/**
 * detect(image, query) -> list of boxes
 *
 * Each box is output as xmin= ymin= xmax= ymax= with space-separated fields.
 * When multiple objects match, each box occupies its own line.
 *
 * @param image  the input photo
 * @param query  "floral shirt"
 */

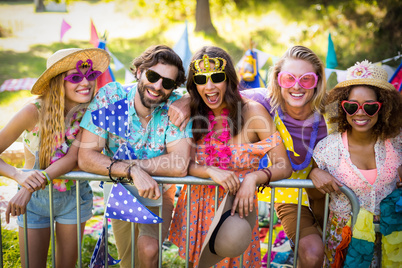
xmin=22 ymin=100 xmax=41 ymax=155
xmin=80 ymin=82 xmax=192 ymax=176
xmin=313 ymin=132 xmax=402 ymax=217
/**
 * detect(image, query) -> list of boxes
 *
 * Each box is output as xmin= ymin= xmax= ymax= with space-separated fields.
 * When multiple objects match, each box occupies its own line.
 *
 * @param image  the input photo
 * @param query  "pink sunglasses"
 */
xmin=278 ymin=71 xmax=318 ymax=89
xmin=64 ymin=59 xmax=102 ymax=84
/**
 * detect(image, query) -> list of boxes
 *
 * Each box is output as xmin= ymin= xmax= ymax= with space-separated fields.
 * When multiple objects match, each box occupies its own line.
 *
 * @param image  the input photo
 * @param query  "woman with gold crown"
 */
xmin=169 ymin=46 xmax=292 ymax=267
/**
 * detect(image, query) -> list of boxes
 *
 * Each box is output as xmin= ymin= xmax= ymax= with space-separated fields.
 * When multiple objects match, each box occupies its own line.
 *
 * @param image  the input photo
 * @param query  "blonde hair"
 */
xmin=38 ymin=73 xmax=66 ymax=169
xmin=267 ymin=45 xmax=326 ymax=114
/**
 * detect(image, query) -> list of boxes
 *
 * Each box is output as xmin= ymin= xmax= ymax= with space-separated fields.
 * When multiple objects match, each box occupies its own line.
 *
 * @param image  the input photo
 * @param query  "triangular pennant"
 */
xmin=105 ymin=183 xmax=163 ymax=224
xmin=90 ymin=19 xmax=99 ymax=47
xmin=125 ymin=69 xmax=136 ymax=84
xmin=91 ymin=98 xmax=129 ymax=138
xmin=112 ymin=142 xmax=137 ymax=160
xmin=90 ymin=225 xmax=120 ymax=267
xmin=60 ymin=19 xmax=71 ymax=42
xmin=326 ymin=33 xmax=338 ymax=69
xmin=110 ymin=52 xmax=125 ymax=71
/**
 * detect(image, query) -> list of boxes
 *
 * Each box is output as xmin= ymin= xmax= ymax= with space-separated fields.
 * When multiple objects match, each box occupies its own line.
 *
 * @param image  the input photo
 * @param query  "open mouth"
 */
xmin=147 ymin=88 xmax=160 ymax=99
xmin=206 ymin=92 xmax=219 ymax=104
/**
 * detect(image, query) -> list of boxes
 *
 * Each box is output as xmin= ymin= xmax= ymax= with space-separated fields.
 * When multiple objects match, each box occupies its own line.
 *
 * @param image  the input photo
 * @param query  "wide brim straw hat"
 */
xmin=198 ymin=193 xmax=256 ymax=268
xmin=333 ymin=60 xmax=395 ymax=91
xmin=31 ymin=48 xmax=110 ymax=95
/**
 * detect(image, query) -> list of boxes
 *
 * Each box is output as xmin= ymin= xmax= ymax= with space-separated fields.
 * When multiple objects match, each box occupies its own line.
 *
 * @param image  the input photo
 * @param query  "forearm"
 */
xmin=0 ymin=158 xmax=23 ymax=182
xmin=43 ymin=153 xmax=79 ymax=181
xmin=188 ymin=160 xmax=212 ymax=179
xmin=135 ymin=152 xmax=189 ymax=177
xmin=78 ymin=149 xmax=128 ymax=177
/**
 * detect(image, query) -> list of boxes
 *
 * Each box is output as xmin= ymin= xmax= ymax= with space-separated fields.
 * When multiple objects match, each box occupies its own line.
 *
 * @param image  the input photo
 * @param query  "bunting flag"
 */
xmin=125 ymin=69 xmax=136 ymax=84
xmin=96 ymin=40 xmax=115 ymax=91
xmin=173 ymin=20 xmax=192 ymax=75
xmin=326 ymin=33 xmax=338 ymax=69
xmin=389 ymin=61 xmax=402 ymax=92
xmin=90 ymin=19 xmax=99 ymax=47
xmin=60 ymin=19 xmax=71 ymax=42
xmin=105 ymin=183 xmax=163 ymax=224
xmin=110 ymin=52 xmax=124 ymax=71
xmin=89 ymin=225 xmax=121 ymax=268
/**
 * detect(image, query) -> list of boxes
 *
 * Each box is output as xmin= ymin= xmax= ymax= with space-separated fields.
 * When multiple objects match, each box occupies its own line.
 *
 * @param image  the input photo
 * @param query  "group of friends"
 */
xmin=0 ymin=43 xmax=401 ymax=268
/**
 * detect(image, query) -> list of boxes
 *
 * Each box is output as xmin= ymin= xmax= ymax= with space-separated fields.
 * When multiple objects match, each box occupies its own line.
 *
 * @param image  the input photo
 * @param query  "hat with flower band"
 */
xmin=335 ymin=60 xmax=395 ymax=90
xmin=334 ymin=60 xmax=395 ymax=91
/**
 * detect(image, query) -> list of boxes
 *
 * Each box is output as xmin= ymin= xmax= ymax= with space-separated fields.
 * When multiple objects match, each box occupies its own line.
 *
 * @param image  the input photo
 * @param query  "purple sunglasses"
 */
xmin=64 ymin=59 xmax=102 ymax=84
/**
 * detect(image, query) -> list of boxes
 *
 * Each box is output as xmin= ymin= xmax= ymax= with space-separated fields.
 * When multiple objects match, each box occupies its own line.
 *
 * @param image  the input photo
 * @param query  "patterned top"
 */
xmin=169 ymin=131 xmax=283 ymax=268
xmin=80 ymin=82 xmax=192 ymax=170
xmin=196 ymin=131 xmax=283 ymax=179
xmin=313 ymin=132 xmax=402 ymax=216
xmin=241 ymin=87 xmax=328 ymax=205
xmin=22 ymin=100 xmax=41 ymax=155
xmin=22 ymin=99 xmax=86 ymax=191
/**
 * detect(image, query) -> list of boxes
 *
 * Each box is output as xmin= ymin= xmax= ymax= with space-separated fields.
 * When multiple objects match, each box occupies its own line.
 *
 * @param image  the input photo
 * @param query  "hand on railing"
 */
xmin=206 ymin=166 xmax=240 ymax=195
xmin=309 ymin=168 xmax=343 ymax=195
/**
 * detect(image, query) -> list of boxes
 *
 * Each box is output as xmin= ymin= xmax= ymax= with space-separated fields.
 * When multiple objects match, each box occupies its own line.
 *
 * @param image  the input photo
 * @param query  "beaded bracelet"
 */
xmin=258 ymin=168 xmax=272 ymax=193
xmin=107 ymin=158 xmax=123 ymax=183
xmin=125 ymin=161 xmax=136 ymax=183
xmin=41 ymin=171 xmax=51 ymax=184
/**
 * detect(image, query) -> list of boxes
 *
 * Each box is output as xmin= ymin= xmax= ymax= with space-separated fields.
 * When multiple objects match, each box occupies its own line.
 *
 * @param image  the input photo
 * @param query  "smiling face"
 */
xmin=280 ymin=59 xmax=316 ymax=114
xmin=136 ymin=62 xmax=178 ymax=109
xmin=64 ymin=66 xmax=95 ymax=111
xmin=346 ymin=86 xmax=379 ymax=134
xmin=195 ymin=61 xmax=227 ymax=112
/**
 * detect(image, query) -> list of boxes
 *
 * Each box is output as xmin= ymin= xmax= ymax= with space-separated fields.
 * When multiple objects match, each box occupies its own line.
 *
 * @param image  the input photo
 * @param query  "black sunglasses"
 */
xmin=145 ymin=69 xmax=176 ymax=90
xmin=193 ymin=72 xmax=226 ymax=85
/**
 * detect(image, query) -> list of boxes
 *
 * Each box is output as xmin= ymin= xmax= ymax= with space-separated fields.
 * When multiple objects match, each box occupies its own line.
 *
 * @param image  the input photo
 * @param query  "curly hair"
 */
xmin=187 ymin=46 xmax=245 ymax=141
xmin=38 ymin=72 xmax=94 ymax=168
xmin=267 ymin=45 xmax=326 ymax=114
xmin=326 ymin=85 xmax=402 ymax=140
xmin=130 ymin=45 xmax=186 ymax=89
xmin=38 ymin=73 xmax=66 ymax=169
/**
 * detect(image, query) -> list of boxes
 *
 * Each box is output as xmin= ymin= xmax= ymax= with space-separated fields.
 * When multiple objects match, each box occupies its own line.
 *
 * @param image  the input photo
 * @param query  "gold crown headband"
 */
xmin=191 ymin=54 xmax=227 ymax=75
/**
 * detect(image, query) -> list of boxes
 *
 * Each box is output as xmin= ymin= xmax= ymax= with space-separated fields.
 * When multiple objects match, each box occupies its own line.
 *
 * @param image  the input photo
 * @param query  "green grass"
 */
xmin=0 ymin=226 xmax=186 ymax=267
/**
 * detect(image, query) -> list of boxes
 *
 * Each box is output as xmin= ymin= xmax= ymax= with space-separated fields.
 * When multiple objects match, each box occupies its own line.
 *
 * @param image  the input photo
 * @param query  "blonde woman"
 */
xmin=0 ymin=48 xmax=109 ymax=267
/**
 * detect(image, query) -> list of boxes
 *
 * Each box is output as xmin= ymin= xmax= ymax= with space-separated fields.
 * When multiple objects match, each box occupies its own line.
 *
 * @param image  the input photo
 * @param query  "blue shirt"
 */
xmin=80 ymin=82 xmax=192 ymax=160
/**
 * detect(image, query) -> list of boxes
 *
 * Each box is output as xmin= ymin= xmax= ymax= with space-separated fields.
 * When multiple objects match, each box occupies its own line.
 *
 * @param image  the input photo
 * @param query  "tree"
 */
xmin=34 ymin=0 xmax=45 ymax=12
xmin=194 ymin=0 xmax=217 ymax=34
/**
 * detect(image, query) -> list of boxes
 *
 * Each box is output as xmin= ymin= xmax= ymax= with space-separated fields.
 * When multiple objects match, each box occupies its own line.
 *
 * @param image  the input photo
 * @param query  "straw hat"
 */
xmin=198 ymin=193 xmax=256 ymax=268
xmin=334 ymin=60 xmax=395 ymax=91
xmin=31 ymin=48 xmax=110 ymax=95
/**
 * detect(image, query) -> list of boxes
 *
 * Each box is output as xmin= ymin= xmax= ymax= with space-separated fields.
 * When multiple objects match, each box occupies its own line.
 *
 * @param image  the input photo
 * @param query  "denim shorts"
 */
xmin=17 ymin=181 xmax=93 ymax=229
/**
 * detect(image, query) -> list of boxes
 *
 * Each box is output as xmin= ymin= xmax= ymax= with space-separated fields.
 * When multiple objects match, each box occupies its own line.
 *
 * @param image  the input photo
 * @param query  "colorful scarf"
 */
xmin=334 ymin=189 xmax=402 ymax=267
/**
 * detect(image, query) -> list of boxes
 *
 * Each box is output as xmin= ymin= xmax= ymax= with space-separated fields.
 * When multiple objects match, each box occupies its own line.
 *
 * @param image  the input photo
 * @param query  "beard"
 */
xmin=137 ymin=79 xmax=170 ymax=109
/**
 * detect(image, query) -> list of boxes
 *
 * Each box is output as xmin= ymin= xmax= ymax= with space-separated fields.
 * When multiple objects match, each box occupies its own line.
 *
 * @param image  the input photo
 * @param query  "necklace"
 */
xmin=205 ymin=108 xmax=232 ymax=169
xmin=278 ymin=107 xmax=320 ymax=171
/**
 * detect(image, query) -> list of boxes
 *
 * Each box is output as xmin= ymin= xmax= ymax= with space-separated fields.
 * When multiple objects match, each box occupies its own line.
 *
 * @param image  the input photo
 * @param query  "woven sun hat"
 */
xmin=31 ymin=48 xmax=110 ymax=95
xmin=334 ymin=60 xmax=395 ymax=91
xmin=198 ymin=193 xmax=256 ymax=268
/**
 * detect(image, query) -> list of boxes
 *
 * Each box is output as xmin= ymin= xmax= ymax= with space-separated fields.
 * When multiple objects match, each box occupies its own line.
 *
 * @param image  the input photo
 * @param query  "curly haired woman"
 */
xmin=0 ymin=48 xmax=109 ymax=267
xmin=310 ymin=60 xmax=402 ymax=267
